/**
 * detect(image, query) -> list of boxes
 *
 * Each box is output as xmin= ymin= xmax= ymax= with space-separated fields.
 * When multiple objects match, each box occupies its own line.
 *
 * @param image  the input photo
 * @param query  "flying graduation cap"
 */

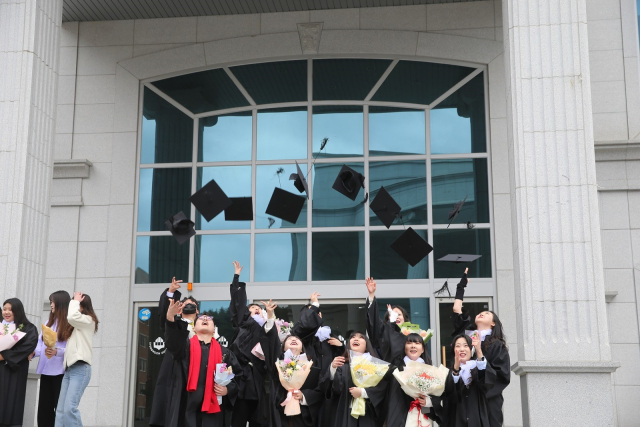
xmin=434 ymin=253 xmax=482 ymax=297
xmin=370 ymin=186 xmax=401 ymax=229
xmin=190 ymin=179 xmax=232 ymax=222
xmin=165 ymin=211 xmax=196 ymax=245
xmin=224 ymin=197 xmax=253 ymax=221
xmin=265 ymin=187 xmax=306 ymax=224
xmin=447 ymin=196 xmax=467 ymax=228
xmin=390 ymin=227 xmax=433 ymax=267
xmin=289 ymin=161 xmax=309 ymax=199
xmin=332 ymin=165 xmax=368 ymax=202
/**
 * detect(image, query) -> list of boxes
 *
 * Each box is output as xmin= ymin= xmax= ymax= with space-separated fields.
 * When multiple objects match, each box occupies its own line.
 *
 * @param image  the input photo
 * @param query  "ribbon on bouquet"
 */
xmin=406 ymin=399 xmax=431 ymax=427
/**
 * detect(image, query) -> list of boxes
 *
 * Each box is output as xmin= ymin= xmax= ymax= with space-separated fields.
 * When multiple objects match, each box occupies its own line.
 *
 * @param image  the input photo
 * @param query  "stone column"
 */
xmin=502 ymin=0 xmax=619 ymax=425
xmin=0 ymin=0 xmax=63 ymax=320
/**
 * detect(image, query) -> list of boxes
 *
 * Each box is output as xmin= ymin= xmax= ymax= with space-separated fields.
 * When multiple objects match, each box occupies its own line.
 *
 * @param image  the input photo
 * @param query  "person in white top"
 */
xmin=54 ymin=292 xmax=99 ymax=427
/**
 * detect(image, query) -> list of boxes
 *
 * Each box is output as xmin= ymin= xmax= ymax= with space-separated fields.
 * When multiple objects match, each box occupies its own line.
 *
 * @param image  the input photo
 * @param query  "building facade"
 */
xmin=1 ymin=0 xmax=639 ymax=425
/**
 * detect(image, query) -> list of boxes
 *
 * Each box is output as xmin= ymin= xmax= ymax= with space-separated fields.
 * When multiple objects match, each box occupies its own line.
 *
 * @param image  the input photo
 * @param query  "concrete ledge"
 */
xmin=53 ymin=159 xmax=93 ymax=179
xmin=512 ymin=361 xmax=620 ymax=376
xmin=605 ymin=290 xmax=618 ymax=302
xmin=594 ymin=141 xmax=640 ymax=162
xmin=51 ymin=195 xmax=84 ymax=207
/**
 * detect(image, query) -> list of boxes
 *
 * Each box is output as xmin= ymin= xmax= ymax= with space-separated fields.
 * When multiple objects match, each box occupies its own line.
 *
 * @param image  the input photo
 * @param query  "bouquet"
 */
xmin=42 ymin=324 xmax=57 ymax=358
xmin=399 ymin=322 xmax=434 ymax=343
xmin=275 ymin=351 xmax=313 ymax=416
xmin=392 ymin=361 xmax=449 ymax=427
xmin=275 ymin=319 xmax=293 ymax=343
xmin=214 ymin=363 xmax=235 ymax=405
xmin=0 ymin=323 xmax=26 ymax=352
xmin=349 ymin=351 xmax=390 ymax=419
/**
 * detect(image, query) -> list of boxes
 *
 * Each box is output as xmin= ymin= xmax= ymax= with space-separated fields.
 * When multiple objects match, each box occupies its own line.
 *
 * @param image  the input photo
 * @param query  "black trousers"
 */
xmin=38 ymin=373 xmax=64 ymax=427
xmin=231 ymin=399 xmax=265 ymax=427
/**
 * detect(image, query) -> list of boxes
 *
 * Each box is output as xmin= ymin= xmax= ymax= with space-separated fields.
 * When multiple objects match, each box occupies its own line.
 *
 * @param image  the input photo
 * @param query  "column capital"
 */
xmin=512 ymin=360 xmax=620 ymax=376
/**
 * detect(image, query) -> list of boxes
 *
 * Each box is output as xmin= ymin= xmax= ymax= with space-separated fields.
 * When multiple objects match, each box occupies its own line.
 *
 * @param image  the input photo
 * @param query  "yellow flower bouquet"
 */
xmin=349 ymin=351 xmax=390 ymax=419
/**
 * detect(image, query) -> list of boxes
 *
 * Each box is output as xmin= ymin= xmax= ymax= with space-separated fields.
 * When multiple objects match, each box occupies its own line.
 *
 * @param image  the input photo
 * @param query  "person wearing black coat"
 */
xmin=451 ymin=269 xmax=510 ymax=427
xmin=228 ymin=261 xmax=269 ymax=427
xmin=164 ymin=299 xmax=243 ymax=427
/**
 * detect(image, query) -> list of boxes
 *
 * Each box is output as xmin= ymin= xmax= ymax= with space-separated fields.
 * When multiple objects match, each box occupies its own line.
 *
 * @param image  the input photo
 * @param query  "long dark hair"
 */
xmin=79 ymin=294 xmax=99 ymax=333
xmin=404 ymin=332 xmax=432 ymax=365
xmin=3 ymin=298 xmax=32 ymax=328
xmin=383 ymin=305 xmax=410 ymax=324
xmin=342 ymin=331 xmax=378 ymax=361
xmin=48 ymin=291 xmax=73 ymax=342
xmin=484 ymin=311 xmax=507 ymax=350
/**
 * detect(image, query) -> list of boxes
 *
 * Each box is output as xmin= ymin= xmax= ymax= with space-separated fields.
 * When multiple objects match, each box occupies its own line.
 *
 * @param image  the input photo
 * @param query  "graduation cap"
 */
xmin=370 ymin=186 xmax=402 ymax=229
xmin=332 ymin=165 xmax=368 ymax=202
xmin=224 ymin=197 xmax=253 ymax=221
xmin=190 ymin=179 xmax=232 ymax=222
xmin=434 ymin=253 xmax=482 ymax=297
xmin=265 ymin=187 xmax=306 ymax=224
xmin=447 ymin=196 xmax=467 ymax=228
xmin=165 ymin=211 xmax=196 ymax=245
xmin=289 ymin=161 xmax=309 ymax=199
xmin=390 ymin=227 xmax=433 ymax=267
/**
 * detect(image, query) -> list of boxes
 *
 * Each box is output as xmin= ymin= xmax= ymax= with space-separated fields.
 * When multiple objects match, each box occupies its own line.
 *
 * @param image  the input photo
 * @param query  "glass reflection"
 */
xmin=312 ymin=106 xmax=363 ymax=156
xmin=194 ymin=235 xmax=250 ymax=283
xmin=137 ymin=168 xmax=191 ymax=232
xmin=199 ymin=113 xmax=252 ymax=162
xmin=376 ymin=298 xmax=430 ymax=335
xmin=312 ymin=163 xmax=364 ymax=227
xmin=432 ymin=229 xmax=491 ymax=278
xmin=369 ymin=161 xmax=427 ymax=226
xmin=431 ymin=73 xmax=486 ymax=154
xmin=141 ymin=87 xmax=193 ymax=164
xmin=369 ymin=107 xmax=425 ymax=156
xmin=431 ymin=159 xmax=489 ymax=225
xmin=196 ymin=166 xmax=252 ymax=230
xmin=255 ymin=233 xmax=307 ymax=281
xmin=136 ymin=236 xmax=189 ymax=284
xmin=256 ymin=164 xmax=307 ymax=229
xmin=312 ymin=232 xmax=364 ymax=280
xmin=257 ymin=108 xmax=307 ymax=160
xmin=370 ymin=230 xmax=429 ymax=280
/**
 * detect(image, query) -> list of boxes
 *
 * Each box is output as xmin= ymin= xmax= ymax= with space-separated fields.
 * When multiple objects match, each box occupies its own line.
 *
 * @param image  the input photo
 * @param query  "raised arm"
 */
xmin=159 ymin=277 xmax=183 ymax=330
xmin=291 ymin=292 xmax=324 ymax=341
xmin=365 ymin=278 xmax=383 ymax=351
xmin=229 ymin=261 xmax=248 ymax=328
xmin=165 ymin=299 xmax=189 ymax=360
xmin=452 ymin=268 xmax=469 ymax=314
xmin=67 ymin=295 xmax=94 ymax=328
xmin=260 ymin=299 xmax=281 ymax=378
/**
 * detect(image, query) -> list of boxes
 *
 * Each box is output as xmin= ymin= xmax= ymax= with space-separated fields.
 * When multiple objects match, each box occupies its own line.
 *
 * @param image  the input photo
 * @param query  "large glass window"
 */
xmin=135 ymin=59 xmax=492 ymax=288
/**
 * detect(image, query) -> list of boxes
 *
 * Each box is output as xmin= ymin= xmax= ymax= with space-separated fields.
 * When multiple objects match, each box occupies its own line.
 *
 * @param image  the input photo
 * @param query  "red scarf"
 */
xmin=187 ymin=335 xmax=222 ymax=414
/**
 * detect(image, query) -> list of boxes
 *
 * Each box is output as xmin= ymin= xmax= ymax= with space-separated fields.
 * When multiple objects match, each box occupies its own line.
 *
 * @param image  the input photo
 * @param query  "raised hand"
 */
xmin=233 ymin=261 xmax=243 ymax=276
xmin=454 ymin=351 xmax=461 ymax=371
xmin=260 ymin=299 xmax=278 ymax=319
xmin=310 ymin=292 xmax=320 ymax=304
xmin=166 ymin=299 xmax=183 ymax=321
xmin=169 ymin=277 xmax=183 ymax=293
xmin=464 ymin=267 xmax=469 ymax=275
xmin=472 ymin=335 xmax=483 ymax=358
xmin=331 ymin=356 xmax=345 ymax=369
xmin=365 ymin=277 xmax=376 ymax=299
xmin=73 ymin=292 xmax=84 ymax=302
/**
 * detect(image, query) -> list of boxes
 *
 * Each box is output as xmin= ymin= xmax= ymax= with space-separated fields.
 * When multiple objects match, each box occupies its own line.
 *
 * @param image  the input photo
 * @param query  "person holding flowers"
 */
xmin=451 ymin=268 xmax=510 ymax=427
xmin=0 ymin=297 xmax=38 ymax=427
xmin=34 ymin=291 xmax=73 ymax=427
xmin=261 ymin=299 xmax=324 ymax=427
xmin=164 ymin=299 xmax=243 ymax=427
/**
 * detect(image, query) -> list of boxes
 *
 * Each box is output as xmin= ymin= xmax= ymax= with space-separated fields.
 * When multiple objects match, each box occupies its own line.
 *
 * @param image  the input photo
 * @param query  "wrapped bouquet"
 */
xmin=251 ymin=342 xmax=265 ymax=361
xmin=349 ymin=351 xmax=390 ymax=419
xmin=392 ymin=361 xmax=449 ymax=427
xmin=276 ymin=319 xmax=294 ymax=343
xmin=0 ymin=323 xmax=26 ymax=352
xmin=214 ymin=363 xmax=235 ymax=405
xmin=276 ymin=350 xmax=313 ymax=416
xmin=399 ymin=322 xmax=434 ymax=343
xmin=42 ymin=324 xmax=57 ymax=358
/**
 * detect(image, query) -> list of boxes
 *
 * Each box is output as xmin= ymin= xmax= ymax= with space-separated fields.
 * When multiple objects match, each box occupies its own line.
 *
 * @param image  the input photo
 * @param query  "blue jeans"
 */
xmin=54 ymin=362 xmax=91 ymax=427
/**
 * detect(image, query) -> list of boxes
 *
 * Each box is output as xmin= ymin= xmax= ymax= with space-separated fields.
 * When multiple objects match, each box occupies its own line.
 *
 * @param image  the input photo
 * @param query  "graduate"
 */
xmin=451 ymin=269 xmax=510 ymax=427
xmin=260 ymin=299 xmax=325 ymax=427
xmin=0 ymin=298 xmax=38 ymax=427
xmin=442 ymin=334 xmax=493 ymax=427
xmin=365 ymin=277 xmax=411 ymax=363
xmin=164 ymin=299 xmax=243 ymax=427
xmin=228 ymin=261 xmax=269 ymax=427
xmin=326 ymin=331 xmax=392 ymax=427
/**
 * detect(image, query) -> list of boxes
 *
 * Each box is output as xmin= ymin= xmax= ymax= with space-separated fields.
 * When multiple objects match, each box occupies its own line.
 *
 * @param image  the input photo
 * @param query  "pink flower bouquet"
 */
xmin=0 ymin=323 xmax=26 ymax=352
xmin=276 ymin=352 xmax=313 ymax=416
xmin=214 ymin=363 xmax=235 ymax=404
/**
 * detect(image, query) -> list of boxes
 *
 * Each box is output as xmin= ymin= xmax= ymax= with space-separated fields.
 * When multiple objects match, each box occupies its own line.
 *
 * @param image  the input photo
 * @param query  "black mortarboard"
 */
xmin=390 ymin=227 xmax=433 ymax=267
xmin=265 ymin=187 xmax=306 ymax=224
xmin=190 ymin=179 xmax=232 ymax=222
xmin=332 ymin=165 xmax=366 ymax=201
xmin=437 ymin=254 xmax=482 ymax=263
xmin=447 ymin=196 xmax=467 ymax=228
xmin=289 ymin=161 xmax=309 ymax=199
xmin=165 ymin=211 xmax=196 ymax=245
xmin=370 ymin=186 xmax=401 ymax=229
xmin=224 ymin=197 xmax=253 ymax=221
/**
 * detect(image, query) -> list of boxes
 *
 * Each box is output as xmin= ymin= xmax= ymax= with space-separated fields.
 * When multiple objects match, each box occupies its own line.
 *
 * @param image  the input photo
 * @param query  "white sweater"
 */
xmin=63 ymin=300 xmax=95 ymax=369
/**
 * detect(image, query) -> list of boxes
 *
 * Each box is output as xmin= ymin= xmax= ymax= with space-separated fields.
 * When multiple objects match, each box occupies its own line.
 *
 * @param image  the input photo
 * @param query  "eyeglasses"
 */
xmin=197 ymin=315 xmax=213 ymax=321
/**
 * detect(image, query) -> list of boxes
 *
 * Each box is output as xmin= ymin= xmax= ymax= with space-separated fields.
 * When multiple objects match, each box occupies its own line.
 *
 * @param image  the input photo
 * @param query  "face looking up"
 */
xmin=350 ymin=333 xmax=366 ymax=353
xmin=475 ymin=311 xmax=495 ymax=330
xmin=393 ymin=308 xmax=405 ymax=324
xmin=249 ymin=304 xmax=263 ymax=316
xmin=284 ymin=336 xmax=303 ymax=354
xmin=194 ymin=315 xmax=215 ymax=335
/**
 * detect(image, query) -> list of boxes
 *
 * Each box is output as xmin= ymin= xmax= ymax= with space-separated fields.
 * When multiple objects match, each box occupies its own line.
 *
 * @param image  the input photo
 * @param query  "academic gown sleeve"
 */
xmin=221 ymin=348 xmax=243 ymax=406
xmin=292 ymin=305 xmax=324 ymax=342
xmin=229 ymin=274 xmax=249 ymax=329
xmin=366 ymin=297 xmax=406 ymax=363
xmin=159 ymin=288 xmax=182 ymax=331
xmin=482 ymin=343 xmax=510 ymax=400
xmin=165 ymin=320 xmax=190 ymax=361
xmin=0 ymin=324 xmax=37 ymax=370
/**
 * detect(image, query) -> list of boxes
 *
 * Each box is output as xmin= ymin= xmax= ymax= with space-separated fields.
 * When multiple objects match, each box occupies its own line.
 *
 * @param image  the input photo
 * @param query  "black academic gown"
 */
xmin=262 ymin=323 xmax=324 ymax=427
xmin=451 ymin=312 xmax=510 ymax=427
xmin=228 ymin=275 xmax=269 ymax=425
xmin=150 ymin=288 xmax=183 ymax=427
xmin=327 ymin=362 xmax=391 ymax=427
xmin=441 ymin=365 xmax=493 ymax=427
xmin=0 ymin=323 xmax=38 ymax=426
xmin=164 ymin=319 xmax=242 ymax=427
xmin=366 ymin=297 xmax=406 ymax=364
